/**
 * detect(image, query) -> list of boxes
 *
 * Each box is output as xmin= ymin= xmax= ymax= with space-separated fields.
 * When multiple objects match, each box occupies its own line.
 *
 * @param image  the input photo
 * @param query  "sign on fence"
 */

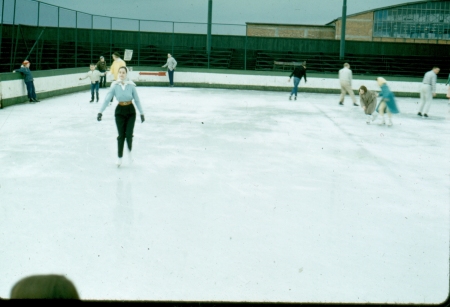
xmin=124 ymin=49 xmax=133 ymax=61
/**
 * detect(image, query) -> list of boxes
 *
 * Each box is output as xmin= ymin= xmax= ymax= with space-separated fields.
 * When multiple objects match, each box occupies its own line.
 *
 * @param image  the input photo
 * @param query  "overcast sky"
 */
xmin=32 ymin=0 xmax=416 ymax=25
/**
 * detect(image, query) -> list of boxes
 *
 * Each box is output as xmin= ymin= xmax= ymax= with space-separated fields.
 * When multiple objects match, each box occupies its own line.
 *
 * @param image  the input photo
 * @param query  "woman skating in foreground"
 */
xmin=97 ymin=66 xmax=145 ymax=166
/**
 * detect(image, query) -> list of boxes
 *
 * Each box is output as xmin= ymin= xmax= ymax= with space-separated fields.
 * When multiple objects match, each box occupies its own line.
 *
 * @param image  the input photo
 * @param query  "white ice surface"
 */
xmin=0 ymin=87 xmax=449 ymax=303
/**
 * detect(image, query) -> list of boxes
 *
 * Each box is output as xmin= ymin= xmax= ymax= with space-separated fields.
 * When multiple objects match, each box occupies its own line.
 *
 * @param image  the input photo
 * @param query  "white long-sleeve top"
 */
xmin=422 ymin=70 xmax=438 ymax=93
xmin=339 ymin=67 xmax=353 ymax=85
xmin=162 ymin=57 xmax=177 ymax=70
xmin=80 ymin=70 xmax=105 ymax=83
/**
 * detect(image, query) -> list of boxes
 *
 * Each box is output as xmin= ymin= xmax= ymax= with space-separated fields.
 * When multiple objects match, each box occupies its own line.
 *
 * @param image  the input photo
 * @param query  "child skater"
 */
xmin=97 ymin=66 xmax=145 ymax=167
xmin=358 ymin=85 xmax=377 ymax=124
xmin=79 ymin=64 xmax=105 ymax=102
xmin=374 ymin=77 xmax=399 ymax=126
xmin=13 ymin=60 xmax=40 ymax=103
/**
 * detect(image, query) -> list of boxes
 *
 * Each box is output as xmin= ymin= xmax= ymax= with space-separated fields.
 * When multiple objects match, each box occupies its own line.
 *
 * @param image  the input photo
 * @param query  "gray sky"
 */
xmin=33 ymin=0 xmax=415 ymax=25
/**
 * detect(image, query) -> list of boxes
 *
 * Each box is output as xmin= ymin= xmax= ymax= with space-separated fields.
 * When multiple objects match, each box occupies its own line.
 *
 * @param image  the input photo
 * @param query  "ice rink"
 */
xmin=0 ymin=86 xmax=449 ymax=303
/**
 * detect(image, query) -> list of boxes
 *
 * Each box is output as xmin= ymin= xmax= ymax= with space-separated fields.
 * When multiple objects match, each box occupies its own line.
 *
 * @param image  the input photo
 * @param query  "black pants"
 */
xmin=115 ymin=104 xmax=136 ymax=158
xmin=99 ymin=70 xmax=106 ymax=88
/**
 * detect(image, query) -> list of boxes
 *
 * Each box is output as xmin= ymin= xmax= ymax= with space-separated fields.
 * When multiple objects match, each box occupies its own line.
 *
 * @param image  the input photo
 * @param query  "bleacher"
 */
xmin=257 ymin=50 xmax=449 ymax=78
xmin=2 ymin=36 xmax=449 ymax=77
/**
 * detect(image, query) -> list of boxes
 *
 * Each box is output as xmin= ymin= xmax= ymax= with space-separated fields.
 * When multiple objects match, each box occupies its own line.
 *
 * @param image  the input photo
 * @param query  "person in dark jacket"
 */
xmin=13 ymin=60 xmax=40 ymax=103
xmin=288 ymin=61 xmax=307 ymax=100
xmin=96 ymin=56 xmax=108 ymax=88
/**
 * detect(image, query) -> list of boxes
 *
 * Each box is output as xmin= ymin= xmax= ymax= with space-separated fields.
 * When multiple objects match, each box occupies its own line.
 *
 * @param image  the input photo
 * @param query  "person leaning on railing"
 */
xmin=12 ymin=60 xmax=40 ymax=103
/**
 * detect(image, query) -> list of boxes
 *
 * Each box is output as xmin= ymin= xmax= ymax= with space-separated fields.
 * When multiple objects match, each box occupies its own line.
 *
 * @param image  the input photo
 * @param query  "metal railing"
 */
xmin=1 ymin=0 xmax=448 ymax=78
xmin=0 ymin=0 xmax=247 ymax=71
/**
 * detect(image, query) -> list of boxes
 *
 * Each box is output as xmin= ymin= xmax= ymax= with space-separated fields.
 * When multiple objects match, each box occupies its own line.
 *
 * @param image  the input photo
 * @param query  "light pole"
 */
xmin=339 ymin=0 xmax=347 ymax=60
xmin=207 ymin=0 xmax=212 ymax=68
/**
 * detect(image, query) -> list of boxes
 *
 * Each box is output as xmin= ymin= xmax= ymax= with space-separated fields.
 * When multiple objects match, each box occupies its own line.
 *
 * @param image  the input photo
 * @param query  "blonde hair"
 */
xmin=376 ymin=77 xmax=387 ymax=86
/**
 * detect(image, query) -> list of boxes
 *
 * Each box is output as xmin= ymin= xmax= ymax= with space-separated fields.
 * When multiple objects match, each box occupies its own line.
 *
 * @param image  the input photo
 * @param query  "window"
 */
xmin=373 ymin=1 xmax=450 ymax=39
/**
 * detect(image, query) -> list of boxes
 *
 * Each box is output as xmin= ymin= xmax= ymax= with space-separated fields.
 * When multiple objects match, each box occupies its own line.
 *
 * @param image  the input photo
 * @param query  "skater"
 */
xmin=374 ymin=77 xmax=399 ymax=126
xmin=446 ymin=72 xmax=450 ymax=100
xmin=338 ymin=63 xmax=358 ymax=106
xmin=12 ymin=60 xmax=40 ymax=103
xmin=359 ymin=85 xmax=377 ymax=124
xmin=109 ymin=52 xmax=126 ymax=103
xmin=288 ymin=61 xmax=307 ymax=101
xmin=96 ymin=56 xmax=107 ymax=88
xmin=79 ymin=64 xmax=105 ymax=102
xmin=97 ymin=66 xmax=145 ymax=167
xmin=418 ymin=66 xmax=439 ymax=117
xmin=109 ymin=52 xmax=126 ymax=82
xmin=162 ymin=53 xmax=177 ymax=87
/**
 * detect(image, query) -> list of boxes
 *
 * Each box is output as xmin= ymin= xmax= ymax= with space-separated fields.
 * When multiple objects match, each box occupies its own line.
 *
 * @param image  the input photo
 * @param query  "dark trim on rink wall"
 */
xmin=0 ymin=67 xmax=446 ymax=109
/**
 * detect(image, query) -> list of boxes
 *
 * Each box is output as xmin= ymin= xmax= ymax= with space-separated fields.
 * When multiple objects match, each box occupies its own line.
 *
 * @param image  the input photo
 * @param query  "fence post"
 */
xmin=37 ymin=1 xmax=40 ymax=69
xmin=171 ymin=22 xmax=174 ymax=55
xmin=91 ymin=14 xmax=93 ymax=64
xmin=75 ymin=11 xmax=78 ymax=67
xmin=109 ymin=18 xmax=112 ymax=61
xmin=9 ymin=0 xmax=16 ymax=71
xmin=0 ymin=0 xmax=5 ymax=62
xmin=207 ymin=0 xmax=212 ymax=69
xmin=244 ymin=24 xmax=247 ymax=71
xmin=37 ymin=1 xmax=40 ymax=27
xmin=57 ymin=7 xmax=59 ymax=69
xmin=138 ymin=20 xmax=140 ymax=66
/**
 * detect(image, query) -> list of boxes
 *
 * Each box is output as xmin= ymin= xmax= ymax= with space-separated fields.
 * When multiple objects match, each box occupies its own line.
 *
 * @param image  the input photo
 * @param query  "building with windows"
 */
xmin=247 ymin=0 xmax=450 ymax=44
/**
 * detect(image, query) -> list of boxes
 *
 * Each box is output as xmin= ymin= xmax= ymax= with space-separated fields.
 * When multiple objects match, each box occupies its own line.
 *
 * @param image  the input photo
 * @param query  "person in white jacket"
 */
xmin=79 ymin=64 xmax=105 ymax=102
xmin=162 ymin=53 xmax=177 ymax=87
xmin=338 ymin=63 xmax=358 ymax=106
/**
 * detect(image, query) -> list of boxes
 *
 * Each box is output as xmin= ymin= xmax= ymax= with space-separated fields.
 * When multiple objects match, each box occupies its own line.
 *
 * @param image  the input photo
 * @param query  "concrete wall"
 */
xmin=334 ymin=12 xmax=374 ymax=41
xmin=247 ymin=24 xmax=335 ymax=40
xmin=1 ymin=68 xmax=447 ymax=108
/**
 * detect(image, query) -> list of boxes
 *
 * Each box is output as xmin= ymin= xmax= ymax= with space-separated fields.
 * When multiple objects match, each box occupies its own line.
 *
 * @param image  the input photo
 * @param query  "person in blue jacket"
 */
xmin=374 ymin=77 xmax=399 ymax=126
xmin=13 ymin=60 xmax=40 ymax=103
xmin=97 ymin=66 xmax=145 ymax=167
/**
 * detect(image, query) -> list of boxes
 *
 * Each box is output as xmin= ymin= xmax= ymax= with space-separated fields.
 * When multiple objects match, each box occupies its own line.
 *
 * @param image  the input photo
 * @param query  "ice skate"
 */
xmin=366 ymin=115 xmax=371 ymax=124
xmin=116 ymin=158 xmax=122 ymax=167
xmin=386 ymin=117 xmax=393 ymax=126
xmin=294 ymin=96 xmax=297 ymax=101
xmin=339 ymin=102 xmax=344 ymax=105
xmin=417 ymin=112 xmax=422 ymax=117
xmin=424 ymin=113 xmax=428 ymax=118
xmin=289 ymin=95 xmax=292 ymax=101
xmin=376 ymin=115 xmax=385 ymax=125
xmin=371 ymin=113 xmax=378 ymax=122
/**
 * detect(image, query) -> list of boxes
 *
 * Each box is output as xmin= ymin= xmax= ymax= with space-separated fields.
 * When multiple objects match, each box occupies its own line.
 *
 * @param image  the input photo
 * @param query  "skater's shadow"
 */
xmin=114 ymin=174 xmax=134 ymax=237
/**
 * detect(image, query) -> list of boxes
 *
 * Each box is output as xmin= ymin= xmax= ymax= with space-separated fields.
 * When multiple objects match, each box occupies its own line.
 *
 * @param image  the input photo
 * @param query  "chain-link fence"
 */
xmin=0 ymin=0 xmax=248 ymax=72
xmin=1 ymin=0 xmax=449 ymax=77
